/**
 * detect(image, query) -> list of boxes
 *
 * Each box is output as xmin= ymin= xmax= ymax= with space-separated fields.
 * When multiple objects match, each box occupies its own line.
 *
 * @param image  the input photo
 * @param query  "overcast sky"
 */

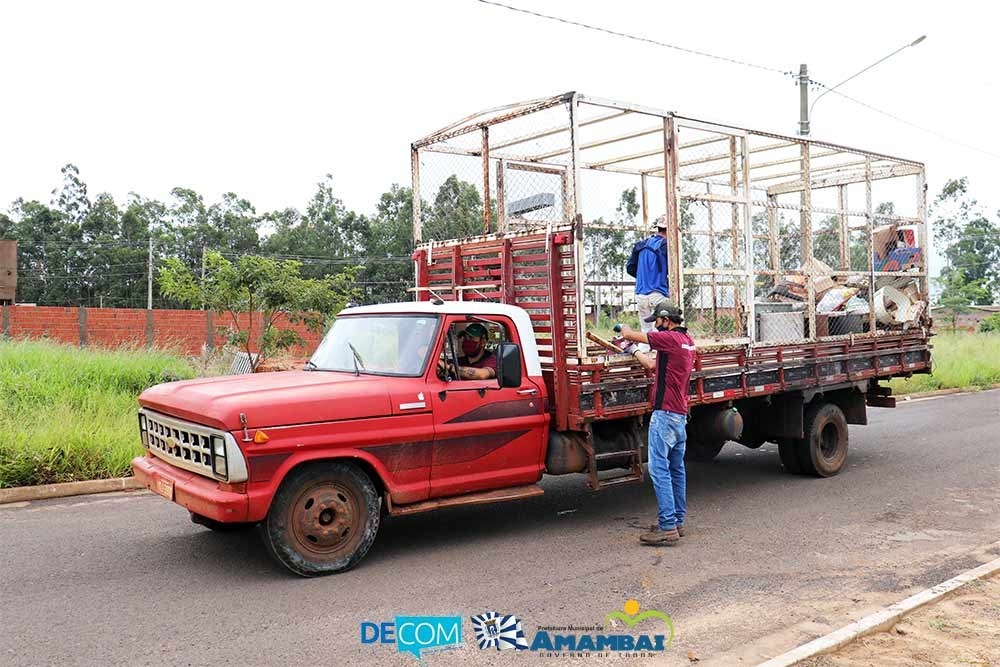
xmin=2 ymin=0 xmax=997 ymax=221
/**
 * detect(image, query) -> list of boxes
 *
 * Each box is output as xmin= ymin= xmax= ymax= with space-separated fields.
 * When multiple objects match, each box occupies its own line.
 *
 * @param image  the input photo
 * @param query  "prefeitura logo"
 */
xmin=471 ymin=612 xmax=529 ymax=651
xmin=528 ymin=600 xmax=675 ymax=657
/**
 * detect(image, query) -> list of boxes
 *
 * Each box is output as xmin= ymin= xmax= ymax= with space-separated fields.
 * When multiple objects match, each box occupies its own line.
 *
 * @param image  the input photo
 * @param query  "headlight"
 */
xmin=211 ymin=436 xmax=227 ymax=479
xmin=213 ymin=455 xmax=228 ymax=478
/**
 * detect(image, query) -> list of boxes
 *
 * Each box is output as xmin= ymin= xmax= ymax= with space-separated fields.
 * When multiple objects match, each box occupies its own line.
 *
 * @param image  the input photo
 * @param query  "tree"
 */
xmin=934 ymin=178 xmax=1000 ymax=305
xmin=3 ymin=198 xmax=80 ymax=304
xmin=422 ymin=175 xmax=484 ymax=241
xmin=936 ymin=269 xmax=991 ymax=333
xmin=584 ymin=188 xmax=641 ymax=321
xmin=157 ymin=251 xmax=360 ymax=371
xmin=364 ymin=184 xmax=419 ymax=304
xmin=52 ymin=164 xmax=91 ymax=225
xmin=262 ymin=176 xmax=370 ymax=286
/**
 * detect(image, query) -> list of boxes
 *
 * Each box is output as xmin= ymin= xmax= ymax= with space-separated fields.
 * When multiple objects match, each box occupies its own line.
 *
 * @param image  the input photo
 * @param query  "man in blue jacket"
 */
xmin=634 ymin=219 xmax=670 ymax=338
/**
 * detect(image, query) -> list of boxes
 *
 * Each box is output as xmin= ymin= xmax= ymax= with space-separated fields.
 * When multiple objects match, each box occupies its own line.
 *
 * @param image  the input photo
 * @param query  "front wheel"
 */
xmin=261 ymin=462 xmax=381 ymax=577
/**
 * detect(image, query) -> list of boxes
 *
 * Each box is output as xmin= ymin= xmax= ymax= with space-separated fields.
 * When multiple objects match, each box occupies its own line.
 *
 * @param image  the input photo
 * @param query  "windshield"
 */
xmin=308 ymin=315 xmax=439 ymax=377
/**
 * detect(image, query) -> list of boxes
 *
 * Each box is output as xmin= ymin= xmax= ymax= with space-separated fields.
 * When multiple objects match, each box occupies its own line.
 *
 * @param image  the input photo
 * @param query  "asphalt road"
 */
xmin=2 ymin=390 xmax=999 ymax=667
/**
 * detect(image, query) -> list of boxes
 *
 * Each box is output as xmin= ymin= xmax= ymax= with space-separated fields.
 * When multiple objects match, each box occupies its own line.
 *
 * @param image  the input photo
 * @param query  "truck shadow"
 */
xmin=365 ymin=444 xmax=803 ymax=566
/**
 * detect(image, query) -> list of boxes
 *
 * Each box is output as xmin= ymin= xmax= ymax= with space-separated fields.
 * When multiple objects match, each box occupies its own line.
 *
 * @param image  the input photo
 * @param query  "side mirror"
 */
xmin=496 ymin=342 xmax=522 ymax=388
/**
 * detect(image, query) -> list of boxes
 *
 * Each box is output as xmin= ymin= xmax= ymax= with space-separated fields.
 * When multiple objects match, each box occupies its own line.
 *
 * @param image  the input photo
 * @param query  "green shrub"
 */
xmin=978 ymin=312 xmax=1000 ymax=333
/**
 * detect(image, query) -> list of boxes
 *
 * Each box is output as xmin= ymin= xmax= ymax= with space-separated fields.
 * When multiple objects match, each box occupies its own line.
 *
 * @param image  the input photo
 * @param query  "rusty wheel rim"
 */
xmin=287 ymin=482 xmax=363 ymax=560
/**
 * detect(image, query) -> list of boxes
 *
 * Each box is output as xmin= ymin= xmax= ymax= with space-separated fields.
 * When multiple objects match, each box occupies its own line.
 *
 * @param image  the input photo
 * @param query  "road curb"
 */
xmin=755 ymin=553 xmax=1000 ymax=667
xmin=898 ymin=384 xmax=1000 ymax=401
xmin=0 ymin=477 xmax=143 ymax=505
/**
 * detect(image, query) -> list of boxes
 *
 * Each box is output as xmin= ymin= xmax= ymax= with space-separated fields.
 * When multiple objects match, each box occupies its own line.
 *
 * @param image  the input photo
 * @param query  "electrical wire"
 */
xmin=811 ymin=83 xmax=1000 ymax=161
xmin=478 ymin=0 xmax=1000 ymax=161
xmin=476 ymin=0 xmax=793 ymax=76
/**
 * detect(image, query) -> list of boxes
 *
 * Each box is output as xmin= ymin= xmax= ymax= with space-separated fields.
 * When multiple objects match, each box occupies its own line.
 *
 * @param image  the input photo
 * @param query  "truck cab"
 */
xmin=133 ymin=301 xmax=550 ymax=576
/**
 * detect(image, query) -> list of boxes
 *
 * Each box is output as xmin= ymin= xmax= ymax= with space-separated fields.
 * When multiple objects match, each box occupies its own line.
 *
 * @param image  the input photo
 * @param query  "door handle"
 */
xmin=517 ymin=388 xmax=538 ymax=396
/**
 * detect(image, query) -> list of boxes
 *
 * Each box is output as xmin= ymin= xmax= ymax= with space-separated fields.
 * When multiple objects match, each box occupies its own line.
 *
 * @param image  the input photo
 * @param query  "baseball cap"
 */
xmin=643 ymin=300 xmax=683 ymax=323
xmin=462 ymin=322 xmax=489 ymax=338
xmin=652 ymin=215 xmax=668 ymax=231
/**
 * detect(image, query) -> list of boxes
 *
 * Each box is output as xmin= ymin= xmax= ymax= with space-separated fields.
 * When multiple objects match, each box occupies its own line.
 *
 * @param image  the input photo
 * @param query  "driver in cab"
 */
xmin=439 ymin=322 xmax=497 ymax=381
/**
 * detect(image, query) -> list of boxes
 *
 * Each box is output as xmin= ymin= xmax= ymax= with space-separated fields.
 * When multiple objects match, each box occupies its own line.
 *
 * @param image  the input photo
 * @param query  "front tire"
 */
xmin=262 ymin=462 xmax=381 ymax=577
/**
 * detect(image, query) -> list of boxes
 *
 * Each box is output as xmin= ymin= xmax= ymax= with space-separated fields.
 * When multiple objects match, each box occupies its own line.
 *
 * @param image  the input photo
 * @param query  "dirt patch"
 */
xmin=801 ymin=574 xmax=1000 ymax=667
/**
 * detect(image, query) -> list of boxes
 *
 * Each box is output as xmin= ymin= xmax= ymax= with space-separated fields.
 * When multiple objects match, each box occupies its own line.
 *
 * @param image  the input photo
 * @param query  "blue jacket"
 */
xmin=635 ymin=235 xmax=669 ymax=296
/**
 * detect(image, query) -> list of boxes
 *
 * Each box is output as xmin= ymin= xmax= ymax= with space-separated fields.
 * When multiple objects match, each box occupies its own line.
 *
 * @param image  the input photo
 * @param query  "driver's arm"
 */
xmin=456 ymin=365 xmax=495 ymax=381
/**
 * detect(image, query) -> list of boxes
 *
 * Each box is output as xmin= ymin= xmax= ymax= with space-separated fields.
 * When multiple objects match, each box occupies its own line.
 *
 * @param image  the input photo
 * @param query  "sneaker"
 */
xmin=640 ymin=528 xmax=680 ymax=546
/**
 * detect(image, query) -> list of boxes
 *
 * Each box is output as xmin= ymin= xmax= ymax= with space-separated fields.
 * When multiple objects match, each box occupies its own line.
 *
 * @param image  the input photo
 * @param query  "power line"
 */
xmin=476 ymin=0 xmax=792 ymax=77
xmin=812 ymin=82 xmax=1000 ymax=161
xmin=477 ymin=0 xmax=1000 ymax=162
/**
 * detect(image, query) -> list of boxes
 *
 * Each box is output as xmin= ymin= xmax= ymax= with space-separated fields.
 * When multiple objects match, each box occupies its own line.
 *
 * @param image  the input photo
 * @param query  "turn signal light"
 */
xmin=253 ymin=430 xmax=270 ymax=444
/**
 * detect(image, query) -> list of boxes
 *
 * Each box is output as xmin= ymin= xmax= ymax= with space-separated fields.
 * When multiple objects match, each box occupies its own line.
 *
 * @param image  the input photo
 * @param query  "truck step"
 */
xmin=589 ymin=472 xmax=643 ymax=490
xmin=594 ymin=451 xmax=637 ymax=461
xmin=388 ymin=484 xmax=544 ymax=517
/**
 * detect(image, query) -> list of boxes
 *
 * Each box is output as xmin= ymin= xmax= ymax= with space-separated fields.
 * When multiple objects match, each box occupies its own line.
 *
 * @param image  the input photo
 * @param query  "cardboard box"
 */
xmin=873 ymin=224 xmax=899 ymax=259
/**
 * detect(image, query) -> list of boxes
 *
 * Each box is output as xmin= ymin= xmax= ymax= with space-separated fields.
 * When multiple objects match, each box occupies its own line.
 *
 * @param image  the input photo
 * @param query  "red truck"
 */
xmin=133 ymin=93 xmax=932 ymax=576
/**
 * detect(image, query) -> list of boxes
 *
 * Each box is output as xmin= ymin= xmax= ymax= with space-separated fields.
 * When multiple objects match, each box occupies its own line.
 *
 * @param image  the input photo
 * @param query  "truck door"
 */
xmin=427 ymin=315 xmax=547 ymax=497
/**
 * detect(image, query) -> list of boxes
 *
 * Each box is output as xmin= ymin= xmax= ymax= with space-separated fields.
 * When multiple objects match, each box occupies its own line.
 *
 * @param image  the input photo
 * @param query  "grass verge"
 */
xmin=890 ymin=332 xmax=1000 ymax=395
xmin=0 ymin=340 xmax=196 ymax=488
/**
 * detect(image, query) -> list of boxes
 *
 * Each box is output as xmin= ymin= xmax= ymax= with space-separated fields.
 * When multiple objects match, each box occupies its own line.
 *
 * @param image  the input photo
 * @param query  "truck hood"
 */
xmin=139 ymin=371 xmax=396 ymax=430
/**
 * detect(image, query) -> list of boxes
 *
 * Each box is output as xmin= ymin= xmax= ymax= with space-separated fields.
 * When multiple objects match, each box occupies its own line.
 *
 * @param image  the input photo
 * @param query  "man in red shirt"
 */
xmin=440 ymin=322 xmax=497 ymax=381
xmin=619 ymin=301 xmax=696 ymax=546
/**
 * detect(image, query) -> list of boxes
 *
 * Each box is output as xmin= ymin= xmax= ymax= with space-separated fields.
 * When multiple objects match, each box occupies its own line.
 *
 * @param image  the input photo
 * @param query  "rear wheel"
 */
xmin=262 ymin=462 xmax=381 ymax=577
xmin=796 ymin=402 xmax=849 ymax=477
xmin=685 ymin=439 xmax=726 ymax=462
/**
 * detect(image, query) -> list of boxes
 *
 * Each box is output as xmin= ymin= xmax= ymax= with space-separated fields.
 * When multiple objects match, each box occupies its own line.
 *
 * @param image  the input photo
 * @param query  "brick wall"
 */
xmin=0 ymin=305 xmax=323 ymax=356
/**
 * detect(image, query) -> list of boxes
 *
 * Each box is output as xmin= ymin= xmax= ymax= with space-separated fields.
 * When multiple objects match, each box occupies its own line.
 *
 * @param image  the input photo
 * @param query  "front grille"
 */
xmin=141 ymin=410 xmax=219 ymax=479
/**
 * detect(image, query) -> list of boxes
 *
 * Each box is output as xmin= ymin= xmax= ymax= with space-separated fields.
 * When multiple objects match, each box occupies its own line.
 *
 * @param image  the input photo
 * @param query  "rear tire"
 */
xmin=685 ymin=439 xmax=726 ymax=462
xmin=796 ymin=402 xmax=849 ymax=477
xmin=261 ymin=462 xmax=381 ymax=577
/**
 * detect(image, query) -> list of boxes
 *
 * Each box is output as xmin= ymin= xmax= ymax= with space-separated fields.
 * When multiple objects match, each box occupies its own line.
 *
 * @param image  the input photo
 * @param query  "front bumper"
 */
xmin=132 ymin=454 xmax=249 ymax=522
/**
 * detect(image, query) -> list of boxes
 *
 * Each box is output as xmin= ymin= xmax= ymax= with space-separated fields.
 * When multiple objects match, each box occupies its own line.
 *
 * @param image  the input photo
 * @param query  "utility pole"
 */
xmin=798 ymin=63 xmax=810 ymax=136
xmin=147 ymin=237 xmax=153 ymax=310
xmin=800 ymin=36 xmax=926 ymax=136
xmin=201 ymin=245 xmax=206 ymax=310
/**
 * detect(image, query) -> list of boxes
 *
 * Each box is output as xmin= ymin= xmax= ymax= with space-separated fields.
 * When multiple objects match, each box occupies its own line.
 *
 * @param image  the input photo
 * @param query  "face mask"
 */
xmin=461 ymin=338 xmax=481 ymax=356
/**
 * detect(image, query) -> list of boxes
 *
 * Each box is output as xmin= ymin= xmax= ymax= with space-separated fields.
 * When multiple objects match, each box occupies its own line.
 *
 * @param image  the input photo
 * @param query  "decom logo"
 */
xmin=360 ymin=616 xmax=463 ymax=659
xmin=529 ymin=599 xmax=675 ymax=657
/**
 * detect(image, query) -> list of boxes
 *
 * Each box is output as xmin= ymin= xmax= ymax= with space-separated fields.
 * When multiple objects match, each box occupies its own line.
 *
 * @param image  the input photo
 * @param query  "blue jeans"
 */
xmin=647 ymin=410 xmax=687 ymax=530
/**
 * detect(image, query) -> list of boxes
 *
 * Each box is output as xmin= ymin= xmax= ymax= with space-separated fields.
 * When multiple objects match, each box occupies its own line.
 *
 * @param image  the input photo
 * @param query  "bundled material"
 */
xmin=873 ymin=285 xmax=924 ymax=326
xmin=817 ymin=287 xmax=859 ymax=313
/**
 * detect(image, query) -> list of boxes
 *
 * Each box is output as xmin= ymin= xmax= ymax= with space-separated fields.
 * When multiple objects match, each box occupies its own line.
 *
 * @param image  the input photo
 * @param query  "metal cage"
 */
xmin=411 ymin=92 xmax=929 ymax=356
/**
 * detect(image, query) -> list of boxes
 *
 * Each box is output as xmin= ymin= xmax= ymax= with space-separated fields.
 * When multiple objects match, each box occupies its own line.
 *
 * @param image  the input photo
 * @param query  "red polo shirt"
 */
xmin=647 ymin=327 xmax=696 ymax=415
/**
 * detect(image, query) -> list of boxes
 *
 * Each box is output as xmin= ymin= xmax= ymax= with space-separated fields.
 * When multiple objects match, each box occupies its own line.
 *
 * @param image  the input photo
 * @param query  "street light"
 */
xmin=799 ymin=35 xmax=927 ymax=135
